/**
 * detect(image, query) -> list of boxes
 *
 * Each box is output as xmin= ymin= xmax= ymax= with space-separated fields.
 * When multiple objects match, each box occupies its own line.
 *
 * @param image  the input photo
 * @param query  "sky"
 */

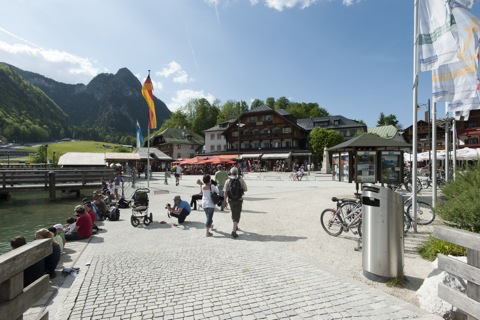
xmin=1 ymin=0 xmax=480 ymax=129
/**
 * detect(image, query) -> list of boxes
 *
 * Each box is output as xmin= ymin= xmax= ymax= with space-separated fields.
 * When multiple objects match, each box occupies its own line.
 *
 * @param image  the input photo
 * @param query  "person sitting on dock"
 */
xmin=65 ymin=205 xmax=92 ymax=241
xmin=83 ymin=201 xmax=99 ymax=233
xmin=35 ymin=228 xmax=61 ymax=279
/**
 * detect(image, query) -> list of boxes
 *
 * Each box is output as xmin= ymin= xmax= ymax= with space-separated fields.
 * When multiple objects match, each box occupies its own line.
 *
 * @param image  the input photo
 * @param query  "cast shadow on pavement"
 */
xmin=137 ymin=220 xmax=206 ymax=230
xmin=213 ymin=230 xmax=306 ymax=242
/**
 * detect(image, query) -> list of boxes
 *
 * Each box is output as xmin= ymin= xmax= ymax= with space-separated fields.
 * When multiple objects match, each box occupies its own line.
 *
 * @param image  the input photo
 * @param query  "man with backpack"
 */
xmin=223 ymin=167 xmax=248 ymax=239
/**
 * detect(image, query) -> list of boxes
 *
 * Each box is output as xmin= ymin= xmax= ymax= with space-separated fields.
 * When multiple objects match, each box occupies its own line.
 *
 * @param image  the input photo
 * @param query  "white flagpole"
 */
xmin=412 ymin=0 xmax=419 ymax=232
xmin=432 ymin=101 xmax=437 ymax=207
xmin=147 ymin=126 xmax=150 ymax=188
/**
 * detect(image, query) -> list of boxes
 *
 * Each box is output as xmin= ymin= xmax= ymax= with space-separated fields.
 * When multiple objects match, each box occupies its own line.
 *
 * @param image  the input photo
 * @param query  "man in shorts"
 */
xmin=224 ymin=167 xmax=248 ymax=238
xmin=175 ymin=165 xmax=182 ymax=186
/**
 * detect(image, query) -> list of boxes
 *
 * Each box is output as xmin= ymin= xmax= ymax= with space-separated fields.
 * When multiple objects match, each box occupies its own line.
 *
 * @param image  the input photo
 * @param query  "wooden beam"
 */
xmin=438 ymin=254 xmax=480 ymax=286
xmin=438 ymin=284 xmax=480 ymax=320
xmin=0 ymin=275 xmax=49 ymax=320
xmin=433 ymin=226 xmax=480 ymax=251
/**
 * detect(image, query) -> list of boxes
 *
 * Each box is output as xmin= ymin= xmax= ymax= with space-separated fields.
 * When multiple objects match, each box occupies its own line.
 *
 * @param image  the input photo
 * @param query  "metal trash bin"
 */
xmin=362 ymin=183 xmax=404 ymax=281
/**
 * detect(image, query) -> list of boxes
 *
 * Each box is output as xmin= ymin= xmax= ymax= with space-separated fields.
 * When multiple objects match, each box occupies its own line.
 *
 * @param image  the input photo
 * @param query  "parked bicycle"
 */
xmin=320 ymin=195 xmax=363 ymax=237
xmin=401 ymin=193 xmax=435 ymax=232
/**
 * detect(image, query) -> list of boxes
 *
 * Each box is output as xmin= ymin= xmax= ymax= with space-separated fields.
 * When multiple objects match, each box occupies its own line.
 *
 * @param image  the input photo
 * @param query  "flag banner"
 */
xmin=447 ymin=96 xmax=480 ymax=120
xmin=136 ymin=120 xmax=144 ymax=149
xmin=142 ymin=74 xmax=157 ymax=129
xmin=432 ymin=2 xmax=480 ymax=102
xmin=418 ymin=0 xmax=459 ymax=71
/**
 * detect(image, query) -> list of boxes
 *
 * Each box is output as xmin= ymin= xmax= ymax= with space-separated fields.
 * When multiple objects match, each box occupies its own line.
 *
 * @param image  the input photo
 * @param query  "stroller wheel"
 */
xmin=144 ymin=217 xmax=152 ymax=225
xmin=131 ymin=216 xmax=140 ymax=227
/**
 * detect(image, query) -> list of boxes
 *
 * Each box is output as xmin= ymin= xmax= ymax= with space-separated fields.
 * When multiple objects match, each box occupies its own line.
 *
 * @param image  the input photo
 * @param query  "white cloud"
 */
xmin=168 ymin=89 xmax=215 ymax=112
xmin=343 ymin=0 xmax=358 ymax=6
xmin=0 ymin=40 xmax=100 ymax=83
xmin=250 ymin=0 xmax=317 ymax=11
xmin=156 ymin=61 xmax=194 ymax=84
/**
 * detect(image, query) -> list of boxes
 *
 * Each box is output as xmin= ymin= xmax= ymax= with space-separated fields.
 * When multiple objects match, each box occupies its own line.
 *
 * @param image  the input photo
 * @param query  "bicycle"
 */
xmin=401 ymin=193 xmax=435 ymax=232
xmin=320 ymin=196 xmax=362 ymax=237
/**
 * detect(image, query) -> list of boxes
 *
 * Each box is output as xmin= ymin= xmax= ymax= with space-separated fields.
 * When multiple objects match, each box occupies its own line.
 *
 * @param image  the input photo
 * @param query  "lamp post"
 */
xmin=44 ymin=144 xmax=48 ymax=168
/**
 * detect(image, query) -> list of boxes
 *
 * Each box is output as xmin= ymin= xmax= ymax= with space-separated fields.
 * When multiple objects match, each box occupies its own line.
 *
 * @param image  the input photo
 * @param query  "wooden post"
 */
xmin=48 ymin=171 xmax=56 ymax=201
xmin=467 ymin=248 xmax=480 ymax=320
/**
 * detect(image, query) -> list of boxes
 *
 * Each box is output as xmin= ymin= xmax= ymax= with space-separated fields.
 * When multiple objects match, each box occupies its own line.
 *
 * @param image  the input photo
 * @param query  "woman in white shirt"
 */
xmin=201 ymin=174 xmax=219 ymax=237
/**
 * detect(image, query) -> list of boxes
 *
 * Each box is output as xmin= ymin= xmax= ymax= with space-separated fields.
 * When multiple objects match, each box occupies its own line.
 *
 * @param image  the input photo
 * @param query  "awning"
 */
xmin=241 ymin=153 xmax=262 ymax=158
xmin=105 ymin=152 xmax=141 ymax=161
xmin=291 ymin=152 xmax=312 ymax=156
xmin=261 ymin=152 xmax=292 ymax=159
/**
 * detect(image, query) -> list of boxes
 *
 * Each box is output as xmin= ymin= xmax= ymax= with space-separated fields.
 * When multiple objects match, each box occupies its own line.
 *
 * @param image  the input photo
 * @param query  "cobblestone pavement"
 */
xmin=48 ymin=172 xmax=441 ymax=320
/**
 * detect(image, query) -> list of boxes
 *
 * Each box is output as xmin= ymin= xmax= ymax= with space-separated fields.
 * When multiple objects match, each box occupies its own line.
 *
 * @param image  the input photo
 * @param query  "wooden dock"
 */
xmin=0 ymin=169 xmax=114 ymax=200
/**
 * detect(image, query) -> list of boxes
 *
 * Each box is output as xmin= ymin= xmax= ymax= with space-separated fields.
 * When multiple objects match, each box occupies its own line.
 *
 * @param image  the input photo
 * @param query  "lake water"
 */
xmin=0 ymin=189 xmax=96 ymax=255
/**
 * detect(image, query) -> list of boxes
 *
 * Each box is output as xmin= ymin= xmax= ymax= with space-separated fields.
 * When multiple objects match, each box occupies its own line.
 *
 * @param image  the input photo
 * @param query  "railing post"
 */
xmin=467 ymin=248 xmax=480 ymax=320
xmin=48 ymin=171 xmax=56 ymax=201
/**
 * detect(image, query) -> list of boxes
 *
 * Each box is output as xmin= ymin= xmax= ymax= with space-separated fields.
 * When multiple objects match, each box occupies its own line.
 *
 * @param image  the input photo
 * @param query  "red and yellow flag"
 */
xmin=141 ymin=73 xmax=157 ymax=129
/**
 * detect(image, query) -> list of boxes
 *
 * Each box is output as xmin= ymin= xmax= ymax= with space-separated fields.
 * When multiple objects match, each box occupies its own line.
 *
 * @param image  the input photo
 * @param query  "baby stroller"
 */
xmin=130 ymin=188 xmax=153 ymax=227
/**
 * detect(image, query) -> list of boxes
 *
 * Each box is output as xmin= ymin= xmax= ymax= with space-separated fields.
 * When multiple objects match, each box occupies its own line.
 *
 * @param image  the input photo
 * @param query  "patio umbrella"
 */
xmin=455 ymin=147 xmax=480 ymax=160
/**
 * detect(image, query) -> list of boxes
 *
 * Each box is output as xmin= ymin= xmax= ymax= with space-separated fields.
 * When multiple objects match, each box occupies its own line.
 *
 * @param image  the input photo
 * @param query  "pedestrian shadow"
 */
xmin=243 ymin=197 xmax=275 ymax=201
xmin=140 ymin=220 xmax=205 ymax=230
xmin=241 ymin=209 xmax=267 ymax=214
xmin=213 ymin=230 xmax=306 ymax=242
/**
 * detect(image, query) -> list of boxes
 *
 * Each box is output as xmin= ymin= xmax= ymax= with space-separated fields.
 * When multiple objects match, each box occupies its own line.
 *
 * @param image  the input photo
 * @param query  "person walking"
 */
xmin=175 ymin=164 xmax=183 ymax=186
xmin=201 ymin=174 xmax=219 ymax=237
xmin=223 ymin=167 xmax=248 ymax=239
xmin=214 ymin=165 xmax=228 ymax=211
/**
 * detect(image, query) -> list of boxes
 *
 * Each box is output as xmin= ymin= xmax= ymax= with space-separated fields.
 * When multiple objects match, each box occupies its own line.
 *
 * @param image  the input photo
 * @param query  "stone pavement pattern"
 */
xmin=45 ymin=172 xmax=440 ymax=320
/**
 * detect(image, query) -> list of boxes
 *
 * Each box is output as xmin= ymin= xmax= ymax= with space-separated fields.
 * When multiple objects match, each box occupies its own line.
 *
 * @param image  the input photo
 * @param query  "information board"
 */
xmin=380 ymin=151 xmax=402 ymax=184
xmin=356 ymin=151 xmax=376 ymax=183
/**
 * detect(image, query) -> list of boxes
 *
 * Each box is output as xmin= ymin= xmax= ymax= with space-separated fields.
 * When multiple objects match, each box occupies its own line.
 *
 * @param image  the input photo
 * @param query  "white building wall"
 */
xmin=204 ymin=129 xmax=227 ymax=153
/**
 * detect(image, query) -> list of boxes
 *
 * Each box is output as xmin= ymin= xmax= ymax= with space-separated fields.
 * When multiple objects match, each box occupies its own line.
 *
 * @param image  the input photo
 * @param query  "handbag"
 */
xmin=210 ymin=185 xmax=220 ymax=204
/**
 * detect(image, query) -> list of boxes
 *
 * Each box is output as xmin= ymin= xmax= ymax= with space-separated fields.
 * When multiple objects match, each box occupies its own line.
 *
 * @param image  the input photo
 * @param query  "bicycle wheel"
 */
xmin=403 ymin=212 xmax=412 ymax=233
xmin=405 ymin=178 xmax=423 ymax=193
xmin=407 ymin=201 xmax=435 ymax=225
xmin=320 ymin=209 xmax=343 ymax=236
xmin=340 ymin=201 xmax=357 ymax=221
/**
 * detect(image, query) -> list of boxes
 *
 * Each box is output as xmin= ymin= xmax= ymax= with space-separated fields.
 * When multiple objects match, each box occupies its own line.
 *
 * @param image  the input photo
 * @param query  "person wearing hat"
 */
xmin=189 ymin=179 xmax=204 ymax=210
xmin=52 ymin=223 xmax=66 ymax=247
xmin=65 ymin=205 xmax=93 ymax=241
xmin=167 ymin=195 xmax=191 ymax=226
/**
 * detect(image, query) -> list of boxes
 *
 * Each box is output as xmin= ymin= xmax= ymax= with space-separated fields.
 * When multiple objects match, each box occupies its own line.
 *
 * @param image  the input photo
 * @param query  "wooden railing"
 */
xmin=0 ymin=169 xmax=114 ymax=200
xmin=0 ymin=239 xmax=52 ymax=320
xmin=433 ymin=225 xmax=480 ymax=320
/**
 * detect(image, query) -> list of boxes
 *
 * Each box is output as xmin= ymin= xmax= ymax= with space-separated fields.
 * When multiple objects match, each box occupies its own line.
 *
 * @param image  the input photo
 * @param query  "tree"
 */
xmin=191 ymin=98 xmax=218 ymax=134
xmin=250 ymin=99 xmax=264 ymax=110
xmin=265 ymin=97 xmax=275 ymax=109
xmin=274 ymin=96 xmax=290 ymax=110
xmin=308 ymin=127 xmax=344 ymax=156
xmin=377 ymin=112 xmax=400 ymax=128
xmin=158 ymin=110 xmax=189 ymax=132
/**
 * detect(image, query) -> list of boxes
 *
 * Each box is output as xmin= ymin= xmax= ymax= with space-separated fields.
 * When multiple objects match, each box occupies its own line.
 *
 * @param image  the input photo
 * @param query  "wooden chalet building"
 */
xmin=456 ymin=109 xmax=480 ymax=148
xmin=402 ymin=120 xmax=446 ymax=152
xmin=148 ymin=127 xmax=204 ymax=160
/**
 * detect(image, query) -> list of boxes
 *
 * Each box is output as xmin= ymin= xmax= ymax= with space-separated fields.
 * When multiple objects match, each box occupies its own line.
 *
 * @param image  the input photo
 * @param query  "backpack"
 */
xmin=227 ymin=178 xmax=244 ymax=201
xmin=108 ymin=207 xmax=120 ymax=221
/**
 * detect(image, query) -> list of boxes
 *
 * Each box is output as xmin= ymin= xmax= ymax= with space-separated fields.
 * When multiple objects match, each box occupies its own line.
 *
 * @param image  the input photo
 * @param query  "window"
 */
xmin=285 ymin=141 xmax=291 ymax=147
xmin=282 ymin=127 xmax=291 ymax=134
xmin=248 ymin=116 xmax=257 ymax=123
xmin=190 ymin=145 xmax=194 ymax=149
xmin=177 ymin=144 xmax=181 ymax=149
xmin=210 ymin=134 xmax=215 ymax=140
xmin=210 ymin=145 xmax=215 ymax=151
xmin=217 ymin=134 xmax=222 ymax=139
xmin=189 ymin=153 xmax=194 ymax=158
xmin=264 ymin=115 xmax=272 ymax=122
xmin=177 ymin=153 xmax=181 ymax=158
xmin=334 ymin=119 xmax=340 ymax=125
xmin=217 ymin=145 xmax=222 ymax=151
xmin=468 ymin=122 xmax=478 ymax=128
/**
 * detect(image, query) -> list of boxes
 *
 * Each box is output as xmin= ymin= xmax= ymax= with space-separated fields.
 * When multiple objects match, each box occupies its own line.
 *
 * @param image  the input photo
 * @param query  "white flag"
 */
xmin=418 ymin=0 xmax=459 ymax=71
xmin=432 ymin=1 xmax=480 ymax=102
xmin=136 ymin=120 xmax=144 ymax=149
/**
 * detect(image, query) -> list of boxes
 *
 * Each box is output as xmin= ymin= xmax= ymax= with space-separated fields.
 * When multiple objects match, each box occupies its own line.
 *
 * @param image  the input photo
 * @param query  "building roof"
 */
xmin=203 ymin=120 xmax=236 ymax=133
xmin=58 ymin=152 xmax=106 ymax=166
xmin=134 ymin=147 xmax=172 ymax=160
xmin=327 ymin=134 xmax=411 ymax=151
xmin=297 ymin=115 xmax=365 ymax=131
xmin=367 ymin=125 xmax=400 ymax=139
xmin=105 ymin=153 xmax=140 ymax=161
xmin=151 ymin=127 xmax=205 ymax=145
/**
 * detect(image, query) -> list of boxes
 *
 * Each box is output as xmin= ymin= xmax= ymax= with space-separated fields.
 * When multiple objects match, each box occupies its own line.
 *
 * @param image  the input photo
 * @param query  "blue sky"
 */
xmin=1 ymin=0 xmax=479 ymax=129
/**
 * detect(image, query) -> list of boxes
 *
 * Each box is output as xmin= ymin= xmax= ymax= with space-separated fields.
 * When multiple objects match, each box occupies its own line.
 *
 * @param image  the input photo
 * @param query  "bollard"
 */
xmin=48 ymin=171 xmax=56 ymax=201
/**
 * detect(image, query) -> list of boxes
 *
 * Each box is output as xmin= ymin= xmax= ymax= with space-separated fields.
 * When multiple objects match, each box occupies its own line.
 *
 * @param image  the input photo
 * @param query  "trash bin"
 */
xmin=362 ymin=183 xmax=404 ymax=281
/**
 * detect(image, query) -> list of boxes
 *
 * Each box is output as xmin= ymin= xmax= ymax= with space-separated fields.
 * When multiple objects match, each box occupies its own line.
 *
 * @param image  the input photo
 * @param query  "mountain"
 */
xmin=0 ymin=64 xmax=73 ymax=143
xmin=0 ymin=63 xmax=171 ymax=143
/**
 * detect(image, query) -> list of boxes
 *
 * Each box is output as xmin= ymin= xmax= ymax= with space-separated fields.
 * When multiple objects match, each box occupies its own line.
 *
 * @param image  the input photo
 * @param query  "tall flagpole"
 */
xmin=412 ymin=0 xmax=419 ymax=232
xmin=147 ymin=70 xmax=151 ymax=188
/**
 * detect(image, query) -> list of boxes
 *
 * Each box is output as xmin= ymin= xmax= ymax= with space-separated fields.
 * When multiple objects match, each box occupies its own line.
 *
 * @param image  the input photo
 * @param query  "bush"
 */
xmin=435 ymin=162 xmax=480 ymax=232
xmin=418 ymin=236 xmax=467 ymax=261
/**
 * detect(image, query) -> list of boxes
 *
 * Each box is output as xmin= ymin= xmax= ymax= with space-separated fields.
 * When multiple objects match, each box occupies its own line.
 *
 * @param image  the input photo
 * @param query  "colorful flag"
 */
xmin=432 ymin=1 xmax=480 ymax=102
xmin=418 ymin=0 xmax=459 ymax=71
xmin=141 ymin=73 xmax=157 ymax=129
xmin=136 ymin=120 xmax=144 ymax=149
